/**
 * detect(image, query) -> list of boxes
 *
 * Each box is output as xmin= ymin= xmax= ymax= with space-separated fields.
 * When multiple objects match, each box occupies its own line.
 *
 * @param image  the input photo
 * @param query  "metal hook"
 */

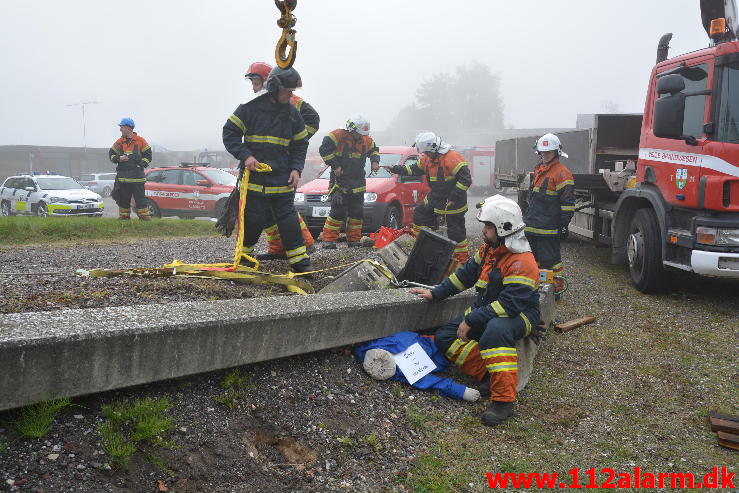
xmin=274 ymin=0 xmax=297 ymax=68
xmin=275 ymin=29 xmax=297 ymax=68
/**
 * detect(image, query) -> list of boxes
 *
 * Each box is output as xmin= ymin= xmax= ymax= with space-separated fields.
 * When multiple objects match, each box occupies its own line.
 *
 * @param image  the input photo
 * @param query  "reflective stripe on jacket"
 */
xmin=432 ymin=244 xmax=540 ymax=334
xmin=319 ymin=129 xmax=380 ymax=194
xmin=524 ymin=158 xmax=574 ymax=235
xmin=391 ymin=149 xmax=471 ymax=211
xmin=109 ymin=133 xmax=152 ymax=180
xmin=223 ymin=93 xmax=309 ymax=193
xmin=290 ymin=95 xmax=320 ymax=138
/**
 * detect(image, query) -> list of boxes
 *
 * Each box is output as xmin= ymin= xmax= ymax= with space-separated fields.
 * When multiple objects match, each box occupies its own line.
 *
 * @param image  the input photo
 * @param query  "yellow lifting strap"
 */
xmin=274 ymin=0 xmax=297 ymax=68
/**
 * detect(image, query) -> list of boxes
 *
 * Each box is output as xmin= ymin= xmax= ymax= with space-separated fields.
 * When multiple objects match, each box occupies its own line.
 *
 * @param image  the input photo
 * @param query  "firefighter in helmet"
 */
xmin=410 ymin=195 xmax=541 ymax=426
xmin=319 ymin=114 xmax=380 ymax=248
xmin=244 ymin=61 xmax=320 ymax=259
xmin=523 ymin=133 xmax=574 ymax=295
xmin=383 ymin=131 xmax=472 ymax=263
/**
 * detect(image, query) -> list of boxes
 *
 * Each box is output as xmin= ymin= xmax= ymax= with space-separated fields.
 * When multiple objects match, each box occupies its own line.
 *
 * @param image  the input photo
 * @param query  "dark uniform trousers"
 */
xmin=242 ymin=191 xmax=306 ymax=265
xmin=525 ymin=234 xmax=561 ymax=272
xmin=412 ymin=198 xmax=467 ymax=244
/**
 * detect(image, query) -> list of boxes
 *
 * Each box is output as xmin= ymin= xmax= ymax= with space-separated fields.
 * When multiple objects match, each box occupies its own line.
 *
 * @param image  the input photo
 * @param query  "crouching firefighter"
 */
xmin=410 ymin=195 xmax=540 ymax=426
xmin=524 ymin=133 xmax=574 ymax=294
xmin=383 ymin=132 xmax=472 ymax=263
xmin=319 ymin=114 xmax=380 ymax=248
xmin=244 ymin=61 xmax=320 ymax=259
xmin=108 ymin=118 xmax=152 ymax=220
xmin=222 ymin=66 xmax=312 ymax=273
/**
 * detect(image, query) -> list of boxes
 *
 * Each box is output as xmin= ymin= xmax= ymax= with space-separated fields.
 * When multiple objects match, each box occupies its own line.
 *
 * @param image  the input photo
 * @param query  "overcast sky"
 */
xmin=0 ymin=0 xmax=710 ymax=151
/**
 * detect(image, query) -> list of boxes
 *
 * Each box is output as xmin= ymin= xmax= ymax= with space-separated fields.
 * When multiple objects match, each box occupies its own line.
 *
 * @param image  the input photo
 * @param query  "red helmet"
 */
xmin=245 ymin=61 xmax=272 ymax=81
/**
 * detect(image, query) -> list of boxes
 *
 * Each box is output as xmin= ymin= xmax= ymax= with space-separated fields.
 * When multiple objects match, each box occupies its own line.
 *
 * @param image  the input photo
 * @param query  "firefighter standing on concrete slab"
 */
xmin=410 ymin=195 xmax=540 ymax=426
xmin=244 ymin=61 xmax=320 ymax=259
xmin=523 ymin=133 xmax=574 ymax=293
xmin=382 ymin=131 xmax=472 ymax=263
xmin=222 ymin=66 xmax=312 ymax=273
xmin=108 ymin=118 xmax=152 ymax=220
xmin=319 ymin=114 xmax=380 ymax=248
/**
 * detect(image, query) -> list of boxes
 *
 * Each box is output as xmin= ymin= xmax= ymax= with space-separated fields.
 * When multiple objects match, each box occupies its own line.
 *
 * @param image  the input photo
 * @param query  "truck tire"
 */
xmin=383 ymin=204 xmax=402 ymax=230
xmin=627 ymin=208 xmax=670 ymax=293
xmin=0 ymin=200 xmax=11 ymax=216
xmin=102 ymin=186 xmax=112 ymax=197
xmin=36 ymin=202 xmax=48 ymax=217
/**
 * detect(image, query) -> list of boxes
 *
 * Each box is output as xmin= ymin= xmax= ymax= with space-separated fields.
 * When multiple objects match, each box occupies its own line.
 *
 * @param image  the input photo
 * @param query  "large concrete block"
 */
xmin=318 ymin=261 xmax=391 ymax=294
xmin=0 ymin=290 xmax=476 ymax=411
xmin=516 ymin=283 xmax=555 ymax=391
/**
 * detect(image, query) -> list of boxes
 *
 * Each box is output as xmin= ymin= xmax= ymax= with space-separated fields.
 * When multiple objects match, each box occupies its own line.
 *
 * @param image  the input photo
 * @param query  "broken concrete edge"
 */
xmin=0 ymin=290 xmax=473 ymax=411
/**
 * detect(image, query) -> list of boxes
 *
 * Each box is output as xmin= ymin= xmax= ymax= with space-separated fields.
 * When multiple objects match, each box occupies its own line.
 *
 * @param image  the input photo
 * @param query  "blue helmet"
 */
xmin=118 ymin=117 xmax=135 ymax=129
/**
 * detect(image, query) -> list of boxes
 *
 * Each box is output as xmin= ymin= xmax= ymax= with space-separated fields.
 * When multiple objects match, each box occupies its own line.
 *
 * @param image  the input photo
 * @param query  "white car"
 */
xmin=0 ymin=174 xmax=104 ymax=217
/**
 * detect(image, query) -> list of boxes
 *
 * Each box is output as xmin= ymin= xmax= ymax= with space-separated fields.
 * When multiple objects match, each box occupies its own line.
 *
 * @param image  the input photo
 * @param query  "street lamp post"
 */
xmin=67 ymin=101 xmax=101 ymax=174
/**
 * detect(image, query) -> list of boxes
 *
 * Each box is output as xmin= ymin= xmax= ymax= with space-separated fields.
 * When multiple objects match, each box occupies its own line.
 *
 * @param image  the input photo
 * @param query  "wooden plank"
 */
xmin=717 ymin=432 xmax=739 ymax=450
xmin=555 ymin=316 xmax=597 ymax=332
xmin=710 ymin=417 xmax=739 ymax=434
xmin=709 ymin=410 xmax=739 ymax=423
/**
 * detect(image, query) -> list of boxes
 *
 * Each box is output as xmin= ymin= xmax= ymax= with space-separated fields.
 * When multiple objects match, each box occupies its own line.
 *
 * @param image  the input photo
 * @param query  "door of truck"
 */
xmin=472 ymin=154 xmax=493 ymax=188
xmin=640 ymin=56 xmax=713 ymax=209
xmin=701 ymin=52 xmax=739 ymax=211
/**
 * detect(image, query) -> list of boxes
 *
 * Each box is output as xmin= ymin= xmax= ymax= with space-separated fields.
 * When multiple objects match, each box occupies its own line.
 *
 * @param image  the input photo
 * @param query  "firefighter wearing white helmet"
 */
xmin=382 ymin=131 xmax=472 ymax=263
xmin=409 ymin=194 xmax=541 ymax=426
xmin=524 ymin=132 xmax=574 ymax=296
xmin=318 ymin=113 xmax=381 ymax=247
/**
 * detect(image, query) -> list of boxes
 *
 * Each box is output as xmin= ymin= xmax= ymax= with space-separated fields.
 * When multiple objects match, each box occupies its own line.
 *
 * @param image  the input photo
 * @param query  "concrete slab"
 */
xmin=0 ymin=290 xmax=474 ymax=411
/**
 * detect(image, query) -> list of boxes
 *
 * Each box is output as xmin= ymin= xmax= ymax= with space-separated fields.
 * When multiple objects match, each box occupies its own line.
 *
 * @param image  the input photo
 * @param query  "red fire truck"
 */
xmin=499 ymin=0 xmax=739 ymax=293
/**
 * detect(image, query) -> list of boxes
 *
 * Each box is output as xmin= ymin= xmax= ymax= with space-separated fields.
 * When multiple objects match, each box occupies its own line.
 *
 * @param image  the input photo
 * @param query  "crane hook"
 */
xmin=274 ymin=0 xmax=297 ymax=68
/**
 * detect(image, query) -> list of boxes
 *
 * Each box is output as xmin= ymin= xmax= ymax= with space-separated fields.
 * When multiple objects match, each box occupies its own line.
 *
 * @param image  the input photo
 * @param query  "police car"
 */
xmin=144 ymin=164 xmax=237 ymax=218
xmin=0 ymin=174 xmax=104 ymax=217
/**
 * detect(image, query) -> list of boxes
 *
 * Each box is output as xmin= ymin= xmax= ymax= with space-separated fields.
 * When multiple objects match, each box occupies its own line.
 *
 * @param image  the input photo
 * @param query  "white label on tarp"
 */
xmin=393 ymin=342 xmax=436 ymax=385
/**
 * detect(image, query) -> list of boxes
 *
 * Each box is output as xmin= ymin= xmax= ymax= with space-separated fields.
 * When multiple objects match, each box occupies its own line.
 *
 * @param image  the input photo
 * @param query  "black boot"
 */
xmin=477 ymin=375 xmax=491 ymax=399
xmin=291 ymin=259 xmax=314 ymax=280
xmin=481 ymin=401 xmax=514 ymax=426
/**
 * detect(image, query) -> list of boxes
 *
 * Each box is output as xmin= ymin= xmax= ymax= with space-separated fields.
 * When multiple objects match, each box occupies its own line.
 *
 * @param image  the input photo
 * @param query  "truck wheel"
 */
xmin=102 ymin=186 xmax=112 ymax=197
xmin=383 ymin=204 xmax=402 ymax=230
xmin=0 ymin=201 xmax=11 ymax=216
xmin=147 ymin=199 xmax=162 ymax=218
xmin=627 ymin=208 xmax=670 ymax=293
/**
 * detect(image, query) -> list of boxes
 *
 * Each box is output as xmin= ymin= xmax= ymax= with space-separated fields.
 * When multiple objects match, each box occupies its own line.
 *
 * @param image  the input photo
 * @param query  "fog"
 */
xmin=0 ymin=0 xmax=710 ymax=150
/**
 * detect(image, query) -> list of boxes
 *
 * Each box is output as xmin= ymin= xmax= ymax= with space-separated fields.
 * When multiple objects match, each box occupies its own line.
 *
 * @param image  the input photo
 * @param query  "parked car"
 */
xmin=144 ymin=164 xmax=237 ymax=218
xmin=294 ymin=146 xmax=429 ymax=237
xmin=78 ymin=172 xmax=117 ymax=197
xmin=0 ymin=174 xmax=104 ymax=217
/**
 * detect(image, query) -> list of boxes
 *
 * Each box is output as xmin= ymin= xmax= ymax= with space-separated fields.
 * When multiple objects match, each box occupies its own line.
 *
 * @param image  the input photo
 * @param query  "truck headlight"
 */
xmin=364 ymin=192 xmax=377 ymax=203
xmin=294 ymin=193 xmax=305 ymax=203
xmin=49 ymin=197 xmax=69 ymax=204
xmin=717 ymin=228 xmax=739 ymax=246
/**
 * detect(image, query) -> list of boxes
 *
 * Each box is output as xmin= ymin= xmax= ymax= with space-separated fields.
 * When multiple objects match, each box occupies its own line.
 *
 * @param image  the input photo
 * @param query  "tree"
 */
xmin=388 ymin=61 xmax=504 ymax=135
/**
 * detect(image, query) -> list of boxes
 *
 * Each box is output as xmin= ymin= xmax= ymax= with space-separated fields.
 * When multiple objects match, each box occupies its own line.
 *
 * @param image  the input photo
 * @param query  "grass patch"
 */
xmin=211 ymin=368 xmax=249 ymax=410
xmin=98 ymin=397 xmax=176 ymax=469
xmin=0 ymin=216 xmax=219 ymax=245
xmin=6 ymin=397 xmax=72 ymax=438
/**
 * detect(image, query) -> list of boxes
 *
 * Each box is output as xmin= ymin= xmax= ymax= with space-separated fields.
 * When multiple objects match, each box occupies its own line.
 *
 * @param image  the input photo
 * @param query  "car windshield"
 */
xmin=36 ymin=177 xmax=85 ymax=190
xmin=318 ymin=154 xmax=401 ymax=179
xmin=200 ymin=168 xmax=238 ymax=186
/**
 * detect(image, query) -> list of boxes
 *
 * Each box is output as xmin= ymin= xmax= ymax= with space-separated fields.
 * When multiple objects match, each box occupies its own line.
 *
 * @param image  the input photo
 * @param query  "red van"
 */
xmin=294 ymin=146 xmax=430 ymax=236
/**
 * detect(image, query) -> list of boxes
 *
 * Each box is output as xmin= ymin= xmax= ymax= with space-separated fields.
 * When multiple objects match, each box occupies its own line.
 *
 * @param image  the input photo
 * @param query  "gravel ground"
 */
xmin=0 ymin=235 xmax=737 ymax=492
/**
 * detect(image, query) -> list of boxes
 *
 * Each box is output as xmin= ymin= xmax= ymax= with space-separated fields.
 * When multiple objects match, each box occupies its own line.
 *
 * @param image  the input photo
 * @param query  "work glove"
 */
xmin=530 ymin=322 xmax=547 ymax=345
xmin=559 ymin=225 xmax=569 ymax=239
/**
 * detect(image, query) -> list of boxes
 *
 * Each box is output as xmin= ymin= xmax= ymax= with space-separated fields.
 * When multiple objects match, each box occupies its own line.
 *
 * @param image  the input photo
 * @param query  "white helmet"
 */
xmin=414 ymin=131 xmax=451 ymax=154
xmin=346 ymin=114 xmax=370 ymax=136
xmin=536 ymin=133 xmax=568 ymax=158
xmin=476 ymin=194 xmax=525 ymax=237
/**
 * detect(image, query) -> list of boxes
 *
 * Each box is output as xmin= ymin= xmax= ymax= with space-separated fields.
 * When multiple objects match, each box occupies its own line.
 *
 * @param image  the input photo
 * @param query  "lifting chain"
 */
xmin=274 ymin=0 xmax=297 ymax=68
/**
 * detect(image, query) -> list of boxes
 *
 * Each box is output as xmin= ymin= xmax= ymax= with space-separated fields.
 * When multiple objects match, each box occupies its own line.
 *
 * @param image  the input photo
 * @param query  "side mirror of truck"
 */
xmin=653 ymin=93 xmax=686 ymax=139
